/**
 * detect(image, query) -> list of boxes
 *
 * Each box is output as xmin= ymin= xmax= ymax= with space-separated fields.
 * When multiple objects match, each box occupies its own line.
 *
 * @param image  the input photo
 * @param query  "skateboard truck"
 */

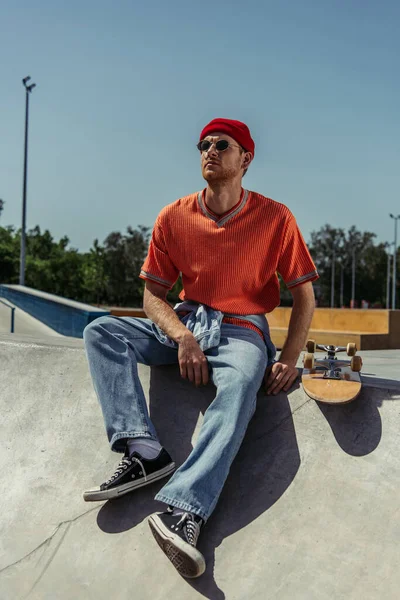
xmin=315 ymin=345 xmax=346 ymax=380
xmin=302 ymin=339 xmax=363 ymax=404
xmin=303 ymin=341 xmax=362 ymax=374
xmin=316 ymin=344 xmax=347 ymax=359
xmin=317 ymin=364 xmax=342 ymax=380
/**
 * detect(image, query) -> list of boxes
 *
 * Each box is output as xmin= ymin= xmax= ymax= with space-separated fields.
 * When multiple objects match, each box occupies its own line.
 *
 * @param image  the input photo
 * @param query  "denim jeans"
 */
xmin=83 ymin=315 xmax=275 ymax=522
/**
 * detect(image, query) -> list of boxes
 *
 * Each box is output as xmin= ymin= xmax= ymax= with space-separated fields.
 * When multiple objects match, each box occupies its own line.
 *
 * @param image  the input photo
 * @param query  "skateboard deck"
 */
xmin=301 ymin=342 xmax=362 ymax=405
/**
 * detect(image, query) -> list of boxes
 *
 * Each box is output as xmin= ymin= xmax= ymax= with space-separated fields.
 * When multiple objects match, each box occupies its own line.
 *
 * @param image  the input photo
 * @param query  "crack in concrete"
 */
xmin=25 ymin=521 xmax=72 ymax=599
xmin=0 ymin=506 xmax=98 ymax=577
xmin=237 ymin=396 xmax=312 ymax=455
xmin=0 ymin=395 xmax=313 ymax=590
xmin=255 ymin=397 xmax=312 ymax=441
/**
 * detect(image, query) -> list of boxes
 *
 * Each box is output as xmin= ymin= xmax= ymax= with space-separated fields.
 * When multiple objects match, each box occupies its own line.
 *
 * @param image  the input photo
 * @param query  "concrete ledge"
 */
xmin=0 ymin=285 xmax=110 ymax=338
xmin=106 ymin=307 xmax=398 ymax=350
xmin=269 ymin=307 xmax=400 ymax=350
xmin=271 ymin=327 xmax=392 ymax=351
xmin=1 ymin=338 xmax=399 ymax=599
xmin=268 ymin=307 xmax=391 ymax=333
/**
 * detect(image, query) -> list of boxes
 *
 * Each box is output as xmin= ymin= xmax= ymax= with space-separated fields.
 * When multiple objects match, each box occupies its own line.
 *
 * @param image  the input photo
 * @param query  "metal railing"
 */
xmin=0 ymin=299 xmax=15 ymax=333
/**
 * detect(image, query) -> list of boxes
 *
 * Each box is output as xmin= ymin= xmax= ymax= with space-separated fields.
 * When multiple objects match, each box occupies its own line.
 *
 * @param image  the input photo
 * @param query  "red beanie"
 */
xmin=199 ymin=118 xmax=255 ymax=156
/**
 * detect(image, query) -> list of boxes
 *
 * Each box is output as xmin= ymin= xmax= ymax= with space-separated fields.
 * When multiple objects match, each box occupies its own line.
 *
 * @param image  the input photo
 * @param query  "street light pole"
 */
xmin=19 ymin=76 xmax=36 ymax=286
xmin=351 ymin=247 xmax=356 ymax=308
xmin=390 ymin=214 xmax=400 ymax=310
xmin=340 ymin=262 xmax=344 ymax=308
xmin=386 ymin=251 xmax=391 ymax=309
xmin=331 ymin=247 xmax=335 ymax=308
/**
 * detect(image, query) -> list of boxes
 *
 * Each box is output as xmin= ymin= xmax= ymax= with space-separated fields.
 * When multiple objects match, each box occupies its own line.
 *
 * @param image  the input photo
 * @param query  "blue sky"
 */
xmin=1 ymin=0 xmax=399 ymax=253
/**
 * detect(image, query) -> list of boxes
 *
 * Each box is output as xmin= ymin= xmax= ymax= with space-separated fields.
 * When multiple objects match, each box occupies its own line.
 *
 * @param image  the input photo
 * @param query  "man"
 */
xmin=83 ymin=118 xmax=318 ymax=578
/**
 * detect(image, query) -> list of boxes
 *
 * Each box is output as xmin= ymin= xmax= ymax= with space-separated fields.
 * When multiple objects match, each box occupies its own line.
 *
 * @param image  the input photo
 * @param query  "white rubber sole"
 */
xmin=83 ymin=463 xmax=176 ymax=502
xmin=148 ymin=514 xmax=206 ymax=578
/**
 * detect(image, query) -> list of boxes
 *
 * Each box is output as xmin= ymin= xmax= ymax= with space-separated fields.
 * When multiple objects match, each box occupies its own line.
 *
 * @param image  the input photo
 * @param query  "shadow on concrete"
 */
xmin=95 ymin=362 xmax=399 ymax=597
xmin=98 ymin=364 xmax=301 ymax=599
xmin=361 ymin=374 xmax=400 ymax=392
xmin=97 ymin=365 xmax=215 ymax=535
xmin=191 ymin=383 xmax=301 ymax=599
xmin=315 ymin=386 xmax=384 ymax=457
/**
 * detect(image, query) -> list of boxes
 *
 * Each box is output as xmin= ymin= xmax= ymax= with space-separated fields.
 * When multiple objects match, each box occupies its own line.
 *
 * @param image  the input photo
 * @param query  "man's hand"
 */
xmin=178 ymin=333 xmax=209 ymax=387
xmin=264 ymin=361 xmax=299 ymax=395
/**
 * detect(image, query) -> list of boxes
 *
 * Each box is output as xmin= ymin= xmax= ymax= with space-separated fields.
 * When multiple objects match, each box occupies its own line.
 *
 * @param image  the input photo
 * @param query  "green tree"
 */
xmin=308 ymin=224 xmax=388 ymax=307
xmin=103 ymin=225 xmax=151 ymax=306
xmin=0 ymin=226 xmax=19 ymax=283
xmin=81 ymin=239 xmax=108 ymax=305
xmin=22 ymin=227 xmax=83 ymax=300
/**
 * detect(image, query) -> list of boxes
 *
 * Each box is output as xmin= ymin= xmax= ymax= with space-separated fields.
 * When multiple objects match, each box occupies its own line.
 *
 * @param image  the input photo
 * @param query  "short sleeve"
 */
xmin=277 ymin=213 xmax=319 ymax=289
xmin=139 ymin=217 xmax=180 ymax=289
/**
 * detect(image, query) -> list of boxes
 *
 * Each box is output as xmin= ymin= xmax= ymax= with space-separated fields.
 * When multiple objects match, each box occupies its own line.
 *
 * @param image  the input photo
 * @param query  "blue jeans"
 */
xmin=83 ymin=315 xmax=275 ymax=522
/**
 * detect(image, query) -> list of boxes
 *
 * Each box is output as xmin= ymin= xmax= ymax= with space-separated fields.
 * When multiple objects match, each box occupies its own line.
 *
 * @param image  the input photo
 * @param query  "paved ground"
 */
xmin=0 ymin=333 xmax=399 ymax=600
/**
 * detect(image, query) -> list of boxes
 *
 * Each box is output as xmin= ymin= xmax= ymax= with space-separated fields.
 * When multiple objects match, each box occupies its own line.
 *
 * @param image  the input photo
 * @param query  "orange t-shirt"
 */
xmin=140 ymin=189 xmax=318 ymax=315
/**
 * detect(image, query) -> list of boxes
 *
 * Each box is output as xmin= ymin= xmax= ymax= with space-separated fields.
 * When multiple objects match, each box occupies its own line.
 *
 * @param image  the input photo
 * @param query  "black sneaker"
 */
xmin=83 ymin=447 xmax=175 ymax=502
xmin=148 ymin=508 xmax=205 ymax=578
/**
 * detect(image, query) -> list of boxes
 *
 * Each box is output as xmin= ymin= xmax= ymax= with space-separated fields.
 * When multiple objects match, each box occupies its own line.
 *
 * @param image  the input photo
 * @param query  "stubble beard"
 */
xmin=203 ymin=164 xmax=240 ymax=184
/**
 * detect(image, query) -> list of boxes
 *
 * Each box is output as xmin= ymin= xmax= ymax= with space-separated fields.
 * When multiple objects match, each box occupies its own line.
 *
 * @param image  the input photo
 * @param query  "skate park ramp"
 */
xmin=1 ymin=333 xmax=399 ymax=600
xmin=0 ymin=299 xmax=64 ymax=338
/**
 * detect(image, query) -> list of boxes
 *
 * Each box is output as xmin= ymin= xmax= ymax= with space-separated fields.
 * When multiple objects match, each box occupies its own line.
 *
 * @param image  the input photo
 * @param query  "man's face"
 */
xmin=199 ymin=132 xmax=251 ymax=183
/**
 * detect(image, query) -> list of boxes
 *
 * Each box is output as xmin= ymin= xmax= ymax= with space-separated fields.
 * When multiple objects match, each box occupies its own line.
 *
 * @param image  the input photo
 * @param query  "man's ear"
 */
xmin=242 ymin=151 xmax=253 ymax=170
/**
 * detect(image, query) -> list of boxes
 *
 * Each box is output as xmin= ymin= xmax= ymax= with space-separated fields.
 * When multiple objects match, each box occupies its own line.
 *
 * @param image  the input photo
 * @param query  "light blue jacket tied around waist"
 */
xmin=151 ymin=300 xmax=277 ymax=365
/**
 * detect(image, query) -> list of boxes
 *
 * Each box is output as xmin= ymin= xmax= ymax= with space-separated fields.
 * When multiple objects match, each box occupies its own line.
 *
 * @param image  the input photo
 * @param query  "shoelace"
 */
xmin=176 ymin=513 xmax=201 ymax=547
xmin=105 ymin=456 xmax=146 ymax=485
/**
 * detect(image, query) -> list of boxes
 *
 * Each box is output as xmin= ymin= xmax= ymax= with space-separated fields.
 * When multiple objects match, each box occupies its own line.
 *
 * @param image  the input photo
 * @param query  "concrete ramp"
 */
xmin=0 ymin=300 xmax=64 ymax=338
xmin=1 ymin=335 xmax=399 ymax=600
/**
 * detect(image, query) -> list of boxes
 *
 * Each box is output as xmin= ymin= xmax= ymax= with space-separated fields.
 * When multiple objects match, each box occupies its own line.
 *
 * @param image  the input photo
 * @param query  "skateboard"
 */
xmin=301 ymin=340 xmax=363 ymax=404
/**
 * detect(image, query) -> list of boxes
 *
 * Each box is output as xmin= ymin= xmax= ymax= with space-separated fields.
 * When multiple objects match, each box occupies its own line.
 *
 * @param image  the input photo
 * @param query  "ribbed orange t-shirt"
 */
xmin=140 ymin=189 xmax=318 ymax=316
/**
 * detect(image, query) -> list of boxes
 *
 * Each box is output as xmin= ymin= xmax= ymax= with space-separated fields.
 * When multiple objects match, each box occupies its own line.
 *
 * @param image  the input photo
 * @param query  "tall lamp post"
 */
xmin=19 ymin=76 xmax=36 ymax=286
xmin=350 ymin=247 xmax=356 ymax=309
xmin=330 ymin=246 xmax=336 ymax=308
xmin=340 ymin=261 xmax=344 ymax=308
xmin=386 ymin=254 xmax=391 ymax=309
xmin=386 ymin=242 xmax=393 ymax=309
xmin=389 ymin=214 xmax=400 ymax=310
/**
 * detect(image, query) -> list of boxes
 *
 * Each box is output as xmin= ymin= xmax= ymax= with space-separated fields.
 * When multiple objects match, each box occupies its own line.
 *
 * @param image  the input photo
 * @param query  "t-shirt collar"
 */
xmin=197 ymin=189 xmax=249 ymax=227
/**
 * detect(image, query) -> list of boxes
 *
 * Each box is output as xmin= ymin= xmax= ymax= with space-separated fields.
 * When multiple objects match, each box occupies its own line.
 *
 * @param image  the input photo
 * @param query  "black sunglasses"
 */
xmin=197 ymin=139 xmax=243 ymax=153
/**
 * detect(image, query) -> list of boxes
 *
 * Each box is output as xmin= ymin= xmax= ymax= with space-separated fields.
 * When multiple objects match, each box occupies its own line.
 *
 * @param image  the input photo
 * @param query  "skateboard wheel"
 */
xmin=347 ymin=343 xmax=357 ymax=357
xmin=350 ymin=355 xmax=362 ymax=372
xmin=303 ymin=352 xmax=315 ymax=369
xmin=306 ymin=339 xmax=316 ymax=353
